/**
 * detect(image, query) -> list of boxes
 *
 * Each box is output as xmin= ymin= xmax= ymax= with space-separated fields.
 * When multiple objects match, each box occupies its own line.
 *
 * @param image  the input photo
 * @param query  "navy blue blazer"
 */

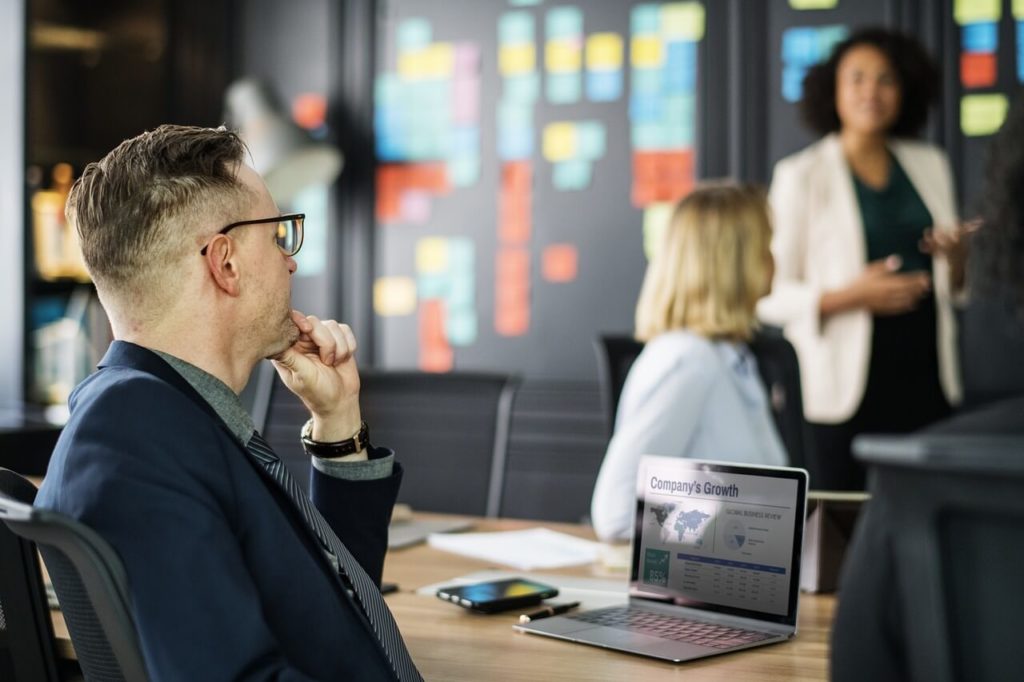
xmin=37 ymin=341 xmax=404 ymax=681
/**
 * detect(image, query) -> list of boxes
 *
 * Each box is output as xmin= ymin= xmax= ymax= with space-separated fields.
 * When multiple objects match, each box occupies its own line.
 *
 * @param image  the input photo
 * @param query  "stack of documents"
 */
xmin=427 ymin=527 xmax=602 ymax=570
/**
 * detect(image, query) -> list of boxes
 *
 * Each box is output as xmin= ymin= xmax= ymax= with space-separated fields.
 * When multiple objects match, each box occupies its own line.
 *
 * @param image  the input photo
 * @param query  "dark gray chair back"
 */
xmin=0 ymin=471 xmax=149 ymax=682
xmin=257 ymin=364 xmax=518 ymax=516
xmin=0 ymin=469 xmax=61 ymax=681
xmin=854 ymin=435 xmax=1024 ymax=682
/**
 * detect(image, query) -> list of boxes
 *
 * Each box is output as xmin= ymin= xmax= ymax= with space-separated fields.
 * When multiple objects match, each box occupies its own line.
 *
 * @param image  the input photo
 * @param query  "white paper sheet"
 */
xmin=426 ymin=527 xmax=602 ymax=569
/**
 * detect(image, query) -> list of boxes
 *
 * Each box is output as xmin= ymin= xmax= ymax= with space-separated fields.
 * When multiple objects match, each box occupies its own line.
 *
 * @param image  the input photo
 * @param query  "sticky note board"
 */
xmin=374 ymin=277 xmax=417 ymax=316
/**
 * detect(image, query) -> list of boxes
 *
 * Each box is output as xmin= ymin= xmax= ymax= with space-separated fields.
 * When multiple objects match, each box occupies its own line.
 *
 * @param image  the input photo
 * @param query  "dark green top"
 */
xmin=853 ymin=154 xmax=933 ymax=272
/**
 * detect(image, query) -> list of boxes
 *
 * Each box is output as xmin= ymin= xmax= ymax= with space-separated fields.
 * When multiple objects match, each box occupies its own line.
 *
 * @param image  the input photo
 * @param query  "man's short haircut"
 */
xmin=799 ymin=27 xmax=939 ymax=138
xmin=634 ymin=182 xmax=773 ymax=343
xmin=67 ymin=124 xmax=249 ymax=309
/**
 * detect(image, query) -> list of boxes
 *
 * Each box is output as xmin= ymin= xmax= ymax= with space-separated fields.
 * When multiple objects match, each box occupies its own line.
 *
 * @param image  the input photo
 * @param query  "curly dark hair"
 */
xmin=799 ymin=27 xmax=940 ymax=137
xmin=971 ymin=89 xmax=1024 ymax=312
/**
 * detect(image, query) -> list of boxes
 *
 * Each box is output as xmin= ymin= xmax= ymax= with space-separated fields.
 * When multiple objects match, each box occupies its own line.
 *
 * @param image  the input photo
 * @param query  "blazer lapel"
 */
xmin=820 ymin=134 xmax=867 ymax=271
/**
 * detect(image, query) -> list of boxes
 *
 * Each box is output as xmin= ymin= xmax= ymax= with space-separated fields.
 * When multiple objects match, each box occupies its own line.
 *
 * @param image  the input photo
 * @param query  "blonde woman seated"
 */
xmin=591 ymin=184 xmax=787 ymax=541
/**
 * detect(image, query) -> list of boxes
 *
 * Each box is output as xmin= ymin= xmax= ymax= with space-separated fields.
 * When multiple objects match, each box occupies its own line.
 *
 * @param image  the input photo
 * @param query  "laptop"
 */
xmin=516 ymin=456 xmax=808 ymax=663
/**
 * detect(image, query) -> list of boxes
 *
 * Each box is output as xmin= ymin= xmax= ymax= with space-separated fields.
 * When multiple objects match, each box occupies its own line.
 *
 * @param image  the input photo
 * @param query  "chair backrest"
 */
xmin=593 ymin=329 xmax=811 ymax=471
xmin=0 ymin=469 xmax=60 ymax=682
xmin=0 ymin=473 xmax=149 ymax=682
xmin=854 ymin=435 xmax=1024 ymax=682
xmin=258 ymin=363 xmax=518 ymax=516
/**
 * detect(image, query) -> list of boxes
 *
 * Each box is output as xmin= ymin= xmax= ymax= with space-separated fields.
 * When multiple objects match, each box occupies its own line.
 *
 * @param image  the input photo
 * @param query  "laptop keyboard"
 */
xmin=567 ymin=606 xmax=776 ymax=649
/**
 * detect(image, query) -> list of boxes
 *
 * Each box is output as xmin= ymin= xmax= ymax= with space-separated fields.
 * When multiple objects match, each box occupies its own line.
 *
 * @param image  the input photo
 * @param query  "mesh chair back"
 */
xmin=0 ymin=487 xmax=149 ymax=682
xmin=0 ymin=469 xmax=60 ymax=682
xmin=259 ymin=365 xmax=518 ymax=516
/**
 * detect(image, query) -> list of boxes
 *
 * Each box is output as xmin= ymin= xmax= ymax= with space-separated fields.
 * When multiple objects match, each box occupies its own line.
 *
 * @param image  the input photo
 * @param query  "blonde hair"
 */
xmin=635 ymin=182 xmax=773 ymax=343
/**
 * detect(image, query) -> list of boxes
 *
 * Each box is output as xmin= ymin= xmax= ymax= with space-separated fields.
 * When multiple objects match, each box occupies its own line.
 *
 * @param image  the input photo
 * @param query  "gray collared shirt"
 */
xmin=154 ymin=351 xmax=392 ymax=481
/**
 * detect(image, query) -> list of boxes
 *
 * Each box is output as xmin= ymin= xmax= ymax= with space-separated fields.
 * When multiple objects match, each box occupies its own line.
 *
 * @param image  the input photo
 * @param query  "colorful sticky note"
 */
xmin=631 ymin=4 xmax=661 ymax=34
xmin=547 ymin=72 xmax=582 ymax=103
xmin=954 ymin=0 xmax=1001 ymax=25
xmin=447 ymin=237 xmax=475 ymax=272
xmin=1015 ymin=0 xmax=1024 ymax=19
xmin=446 ymin=309 xmax=477 ymax=347
xmin=782 ymin=65 xmax=807 ymax=102
xmin=552 ymin=160 xmax=591 ymax=190
xmin=643 ymin=202 xmax=675 ymax=260
xmin=500 ymin=44 xmax=537 ymax=75
xmin=423 ymin=43 xmax=455 ymax=77
xmin=374 ymin=277 xmax=417 ymax=316
xmin=632 ymin=68 xmax=662 ymax=94
xmin=660 ymin=3 xmax=706 ymax=41
xmin=453 ymin=77 xmax=480 ymax=124
xmin=397 ymin=18 xmax=432 ymax=52
xmin=454 ymin=43 xmax=480 ymax=75
xmin=546 ymin=39 xmax=583 ymax=72
xmin=961 ymin=52 xmax=998 ymax=88
xmin=546 ymin=6 xmax=583 ymax=40
xmin=498 ymin=126 xmax=534 ymax=160
xmin=789 ymin=0 xmax=838 ymax=8
xmin=542 ymin=244 xmax=579 ymax=282
xmin=542 ymin=122 xmax=578 ymax=161
xmin=400 ymin=190 xmax=432 ymax=224
xmin=587 ymin=69 xmax=623 ymax=101
xmin=417 ymin=272 xmax=450 ymax=300
xmin=631 ymin=35 xmax=664 ymax=69
xmin=962 ymin=21 xmax=999 ymax=53
xmin=510 ymin=0 xmax=542 ymax=5
xmin=447 ymin=272 xmax=475 ymax=309
xmin=961 ymin=94 xmax=1009 ymax=136
xmin=586 ymin=33 xmax=624 ymax=70
xmin=447 ymin=156 xmax=480 ymax=187
xmin=576 ymin=121 xmax=606 ymax=160
xmin=505 ymin=72 xmax=541 ymax=101
xmin=416 ymin=237 xmax=449 ymax=273
xmin=664 ymin=41 xmax=697 ymax=92
xmin=499 ymin=12 xmax=535 ymax=44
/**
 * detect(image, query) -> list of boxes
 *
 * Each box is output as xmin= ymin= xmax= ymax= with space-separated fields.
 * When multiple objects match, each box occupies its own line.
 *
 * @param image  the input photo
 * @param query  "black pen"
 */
xmin=518 ymin=601 xmax=581 ymax=623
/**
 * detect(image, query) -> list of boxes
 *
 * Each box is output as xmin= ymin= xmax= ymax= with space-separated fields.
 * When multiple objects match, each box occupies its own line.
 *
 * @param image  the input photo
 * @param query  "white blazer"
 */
xmin=757 ymin=134 xmax=961 ymax=424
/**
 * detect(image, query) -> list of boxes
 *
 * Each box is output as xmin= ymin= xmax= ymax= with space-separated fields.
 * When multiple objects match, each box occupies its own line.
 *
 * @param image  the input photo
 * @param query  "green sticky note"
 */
xmin=1015 ymin=0 xmax=1024 ymax=19
xmin=660 ymin=2 xmax=705 ymax=41
xmin=498 ymin=100 xmax=534 ymax=130
xmin=505 ymin=72 xmax=540 ymax=102
xmin=510 ymin=0 xmax=542 ymax=6
xmin=954 ymin=0 xmax=1001 ymax=24
xmin=576 ymin=121 xmax=606 ymax=160
xmin=632 ymin=68 xmax=662 ymax=94
xmin=446 ymin=308 xmax=478 ymax=347
xmin=499 ymin=11 xmax=535 ymax=44
xmin=788 ymin=0 xmax=838 ymax=8
xmin=552 ymin=160 xmax=592 ymax=190
xmin=447 ymin=156 xmax=480 ymax=187
xmin=643 ymin=202 xmax=675 ymax=260
xmin=546 ymin=72 xmax=581 ymax=103
xmin=546 ymin=6 xmax=583 ymax=39
xmin=961 ymin=94 xmax=1008 ymax=137
xmin=397 ymin=18 xmax=432 ymax=51
xmin=418 ymin=272 xmax=451 ymax=299
xmin=632 ymin=122 xmax=668 ymax=150
xmin=631 ymin=4 xmax=661 ymax=34
xmin=446 ymin=272 xmax=475 ymax=309
xmin=447 ymin=237 xmax=475 ymax=273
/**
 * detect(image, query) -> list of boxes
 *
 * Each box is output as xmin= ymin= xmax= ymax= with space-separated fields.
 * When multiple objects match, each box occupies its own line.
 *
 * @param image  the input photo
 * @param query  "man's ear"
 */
xmin=205 ymin=235 xmax=242 ymax=296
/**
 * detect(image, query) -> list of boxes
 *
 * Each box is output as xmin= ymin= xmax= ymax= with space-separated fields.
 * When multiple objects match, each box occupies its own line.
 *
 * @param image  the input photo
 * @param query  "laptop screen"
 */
xmin=629 ymin=456 xmax=808 ymax=626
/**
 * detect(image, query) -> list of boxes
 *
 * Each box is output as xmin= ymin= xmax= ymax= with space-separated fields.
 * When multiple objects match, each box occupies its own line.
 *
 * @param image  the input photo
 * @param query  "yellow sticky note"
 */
xmin=542 ymin=122 xmax=577 ymax=162
xmin=954 ymin=0 xmax=1001 ymax=24
xmin=586 ymin=33 xmax=624 ymax=71
xmin=423 ymin=43 xmax=455 ymax=78
xmin=643 ymin=203 xmax=675 ymax=261
xmin=788 ymin=0 xmax=838 ymax=8
xmin=661 ymin=3 xmax=706 ymax=41
xmin=546 ymin=40 xmax=582 ymax=73
xmin=631 ymin=35 xmax=664 ymax=69
xmin=416 ymin=237 xmax=449 ymax=273
xmin=398 ymin=49 xmax=428 ymax=79
xmin=499 ymin=43 xmax=536 ymax=75
xmin=961 ymin=94 xmax=1008 ymax=137
xmin=374 ymin=277 xmax=417 ymax=317
xmin=1014 ymin=0 xmax=1024 ymax=19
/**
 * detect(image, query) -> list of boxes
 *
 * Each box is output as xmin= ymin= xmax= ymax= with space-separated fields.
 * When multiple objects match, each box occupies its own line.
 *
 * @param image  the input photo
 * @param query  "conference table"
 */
xmin=53 ymin=514 xmax=835 ymax=681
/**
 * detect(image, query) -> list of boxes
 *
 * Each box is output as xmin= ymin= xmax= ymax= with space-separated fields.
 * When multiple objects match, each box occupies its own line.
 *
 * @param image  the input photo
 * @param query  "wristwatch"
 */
xmin=300 ymin=419 xmax=369 ymax=457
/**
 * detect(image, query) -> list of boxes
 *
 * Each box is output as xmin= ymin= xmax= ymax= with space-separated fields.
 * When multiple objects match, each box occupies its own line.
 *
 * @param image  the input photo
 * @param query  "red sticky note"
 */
xmin=542 ymin=244 xmax=578 ymax=283
xmin=961 ymin=52 xmax=997 ymax=89
xmin=419 ymin=300 xmax=452 ymax=372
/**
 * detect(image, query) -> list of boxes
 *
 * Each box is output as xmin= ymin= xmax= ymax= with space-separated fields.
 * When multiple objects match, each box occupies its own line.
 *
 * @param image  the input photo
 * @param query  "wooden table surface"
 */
xmin=53 ymin=514 xmax=835 ymax=680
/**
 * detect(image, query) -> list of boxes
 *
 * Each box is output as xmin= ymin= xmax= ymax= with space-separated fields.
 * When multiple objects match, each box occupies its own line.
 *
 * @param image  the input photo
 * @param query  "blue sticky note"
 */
xmin=375 ymin=133 xmax=406 ymax=162
xmin=546 ymin=72 xmax=582 ymax=103
xmin=576 ymin=121 xmax=606 ymax=160
xmin=447 ymin=155 xmax=480 ymax=187
xmin=631 ymin=4 xmax=661 ymax=34
xmin=629 ymin=93 xmax=663 ymax=123
xmin=446 ymin=308 xmax=478 ymax=347
xmin=782 ymin=65 xmax=806 ymax=103
xmin=397 ymin=18 xmax=432 ymax=52
xmin=546 ymin=6 xmax=583 ymax=40
xmin=587 ymin=69 xmax=623 ymax=101
xmin=632 ymin=68 xmax=662 ymax=95
xmin=552 ymin=160 xmax=592 ymax=190
xmin=448 ymin=126 xmax=479 ymax=156
xmin=418 ymin=272 xmax=451 ymax=300
xmin=962 ymin=22 xmax=998 ymax=53
xmin=505 ymin=72 xmax=540 ymax=102
xmin=446 ymin=273 xmax=475 ymax=309
xmin=375 ymin=74 xmax=401 ymax=105
xmin=782 ymin=27 xmax=820 ymax=66
xmin=499 ymin=12 xmax=535 ymax=45
xmin=498 ymin=126 xmax=534 ymax=160
xmin=631 ymin=123 xmax=668 ymax=150
xmin=663 ymin=41 xmax=697 ymax=92
xmin=817 ymin=25 xmax=848 ymax=59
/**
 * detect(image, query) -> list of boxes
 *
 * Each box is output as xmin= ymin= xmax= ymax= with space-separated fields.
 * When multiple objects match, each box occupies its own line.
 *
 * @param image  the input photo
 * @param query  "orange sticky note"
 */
xmin=542 ymin=244 xmax=578 ymax=283
xmin=961 ymin=52 xmax=997 ymax=88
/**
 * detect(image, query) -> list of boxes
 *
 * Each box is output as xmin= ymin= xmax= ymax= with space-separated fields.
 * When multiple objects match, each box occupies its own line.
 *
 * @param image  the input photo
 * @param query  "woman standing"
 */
xmin=758 ymin=28 xmax=969 ymax=490
xmin=591 ymin=184 xmax=786 ymax=541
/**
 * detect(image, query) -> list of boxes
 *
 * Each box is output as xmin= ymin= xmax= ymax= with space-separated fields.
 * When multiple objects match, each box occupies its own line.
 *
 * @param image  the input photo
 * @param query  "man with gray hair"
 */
xmin=36 ymin=125 xmax=422 ymax=681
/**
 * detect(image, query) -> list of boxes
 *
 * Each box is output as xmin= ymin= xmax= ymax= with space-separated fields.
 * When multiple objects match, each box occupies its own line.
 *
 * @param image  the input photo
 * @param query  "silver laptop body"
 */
xmin=516 ymin=456 xmax=809 ymax=663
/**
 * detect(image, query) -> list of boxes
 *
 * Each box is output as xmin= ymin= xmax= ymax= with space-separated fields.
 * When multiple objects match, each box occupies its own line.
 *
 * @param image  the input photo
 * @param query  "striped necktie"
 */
xmin=246 ymin=431 xmax=422 ymax=682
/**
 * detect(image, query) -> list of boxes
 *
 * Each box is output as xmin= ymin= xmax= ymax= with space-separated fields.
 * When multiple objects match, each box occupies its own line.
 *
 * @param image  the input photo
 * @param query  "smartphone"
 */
xmin=436 ymin=578 xmax=559 ymax=613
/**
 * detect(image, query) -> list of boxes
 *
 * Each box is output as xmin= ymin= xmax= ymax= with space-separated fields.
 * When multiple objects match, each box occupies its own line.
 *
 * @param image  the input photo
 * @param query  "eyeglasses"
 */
xmin=199 ymin=213 xmax=305 ymax=256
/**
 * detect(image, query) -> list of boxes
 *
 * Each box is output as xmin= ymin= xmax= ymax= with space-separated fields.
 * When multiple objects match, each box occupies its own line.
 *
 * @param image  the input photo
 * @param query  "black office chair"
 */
xmin=852 ymin=435 xmax=1024 ymax=682
xmin=256 ymin=363 xmax=519 ymax=516
xmin=0 ymin=470 xmax=149 ymax=682
xmin=0 ymin=469 xmax=64 ymax=681
xmin=593 ymin=328 xmax=811 ymax=471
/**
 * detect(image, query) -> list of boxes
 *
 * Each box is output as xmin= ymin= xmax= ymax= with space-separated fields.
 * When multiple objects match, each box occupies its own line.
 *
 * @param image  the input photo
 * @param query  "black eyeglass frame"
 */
xmin=199 ymin=212 xmax=305 ymax=256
